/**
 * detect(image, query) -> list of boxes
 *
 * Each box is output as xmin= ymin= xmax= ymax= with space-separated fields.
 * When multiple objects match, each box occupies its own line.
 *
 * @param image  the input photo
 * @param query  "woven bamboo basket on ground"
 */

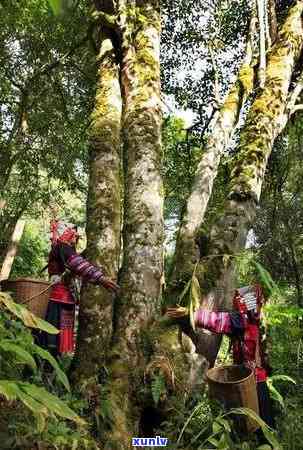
xmin=1 ymin=278 xmax=51 ymax=319
xmin=206 ymin=364 xmax=260 ymax=433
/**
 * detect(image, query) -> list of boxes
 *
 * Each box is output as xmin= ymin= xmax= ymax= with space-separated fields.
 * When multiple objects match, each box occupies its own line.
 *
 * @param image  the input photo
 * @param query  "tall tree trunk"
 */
xmin=168 ymin=14 xmax=257 ymax=299
xmin=104 ymin=1 xmax=163 ymax=448
xmin=0 ymin=219 xmax=26 ymax=281
xmin=257 ymin=0 xmax=267 ymax=87
xmin=268 ymin=0 xmax=278 ymax=43
xmin=194 ymin=1 xmax=303 ymax=364
xmin=71 ymin=26 xmax=122 ymax=383
xmin=0 ymin=213 xmax=24 ymax=265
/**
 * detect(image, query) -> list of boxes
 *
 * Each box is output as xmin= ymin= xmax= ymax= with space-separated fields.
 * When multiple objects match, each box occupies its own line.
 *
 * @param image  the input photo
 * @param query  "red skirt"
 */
xmin=59 ymin=305 xmax=75 ymax=353
xmin=41 ymin=300 xmax=75 ymax=355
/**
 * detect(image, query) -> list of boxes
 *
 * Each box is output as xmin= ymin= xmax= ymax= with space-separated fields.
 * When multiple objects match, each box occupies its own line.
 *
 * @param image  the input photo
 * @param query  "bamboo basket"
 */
xmin=206 ymin=365 xmax=260 ymax=433
xmin=1 ymin=278 xmax=51 ymax=319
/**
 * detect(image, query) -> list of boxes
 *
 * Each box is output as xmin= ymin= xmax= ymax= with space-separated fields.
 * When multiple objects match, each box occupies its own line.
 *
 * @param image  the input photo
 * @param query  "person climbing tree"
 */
xmin=40 ymin=220 xmax=119 ymax=357
xmin=166 ymin=283 xmax=274 ymax=429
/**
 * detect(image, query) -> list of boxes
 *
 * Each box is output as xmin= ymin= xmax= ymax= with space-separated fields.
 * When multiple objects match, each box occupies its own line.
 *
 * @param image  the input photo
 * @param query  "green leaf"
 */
xmin=208 ymin=436 xmax=219 ymax=446
xmin=177 ymin=403 xmax=203 ymax=444
xmin=228 ymin=407 xmax=264 ymax=425
xmin=190 ymin=423 xmax=211 ymax=445
xmin=216 ymin=417 xmax=231 ymax=433
xmin=262 ymin=426 xmax=280 ymax=449
xmin=212 ymin=420 xmax=222 ymax=434
xmin=218 ymin=432 xmax=230 ymax=449
xmin=267 ymin=383 xmax=284 ymax=407
xmin=48 ymin=0 xmax=61 ymax=15
xmin=21 ymin=383 xmax=85 ymax=425
xmin=190 ymin=274 xmax=201 ymax=331
xmin=0 ymin=293 xmax=58 ymax=334
xmin=0 ymin=341 xmax=37 ymax=369
xmin=252 ymin=262 xmax=278 ymax=294
xmin=257 ymin=445 xmax=272 ymax=450
xmin=0 ymin=380 xmax=19 ymax=400
xmin=0 ymin=380 xmax=84 ymax=431
xmin=15 ymin=388 xmax=48 ymax=417
xmin=0 ymin=380 xmax=48 ymax=432
xmin=228 ymin=408 xmax=281 ymax=449
xmin=33 ymin=345 xmax=70 ymax=391
xmin=178 ymin=279 xmax=191 ymax=306
xmin=269 ymin=375 xmax=296 ymax=384
xmin=36 ymin=413 xmax=47 ymax=433
xmin=151 ymin=374 xmax=166 ymax=406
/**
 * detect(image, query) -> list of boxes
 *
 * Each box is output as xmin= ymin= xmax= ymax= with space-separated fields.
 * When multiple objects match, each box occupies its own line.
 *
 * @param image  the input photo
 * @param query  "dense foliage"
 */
xmin=0 ymin=0 xmax=92 ymax=260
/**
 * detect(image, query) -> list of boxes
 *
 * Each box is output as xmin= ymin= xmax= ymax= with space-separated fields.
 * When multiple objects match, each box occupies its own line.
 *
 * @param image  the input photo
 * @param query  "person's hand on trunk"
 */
xmin=99 ymin=276 xmax=120 ymax=294
xmin=166 ymin=306 xmax=189 ymax=319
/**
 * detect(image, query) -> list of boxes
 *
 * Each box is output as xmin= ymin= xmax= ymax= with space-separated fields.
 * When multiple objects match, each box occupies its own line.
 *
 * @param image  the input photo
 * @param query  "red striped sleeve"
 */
xmin=66 ymin=254 xmax=104 ymax=284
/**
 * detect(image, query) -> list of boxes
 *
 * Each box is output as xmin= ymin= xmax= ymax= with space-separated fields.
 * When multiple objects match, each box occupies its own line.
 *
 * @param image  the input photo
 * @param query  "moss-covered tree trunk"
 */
xmin=71 ymin=21 xmax=122 ymax=383
xmin=193 ymin=1 xmax=303 ymax=364
xmin=168 ymin=14 xmax=257 ymax=300
xmin=104 ymin=1 xmax=163 ymax=448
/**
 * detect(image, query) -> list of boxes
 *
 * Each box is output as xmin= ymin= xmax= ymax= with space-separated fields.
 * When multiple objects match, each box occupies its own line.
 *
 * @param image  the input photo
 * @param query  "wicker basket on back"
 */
xmin=1 ymin=278 xmax=51 ymax=319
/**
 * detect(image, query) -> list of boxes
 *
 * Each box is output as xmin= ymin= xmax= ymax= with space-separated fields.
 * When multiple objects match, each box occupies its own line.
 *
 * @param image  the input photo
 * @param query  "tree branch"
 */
xmin=268 ymin=0 xmax=278 ymax=44
xmin=290 ymin=104 xmax=303 ymax=114
xmin=257 ymin=0 xmax=267 ymax=88
xmin=29 ymin=31 xmax=91 ymax=83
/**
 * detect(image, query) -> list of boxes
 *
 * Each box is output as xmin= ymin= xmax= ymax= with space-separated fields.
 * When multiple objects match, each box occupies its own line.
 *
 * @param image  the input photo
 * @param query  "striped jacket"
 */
xmin=194 ymin=308 xmax=268 ymax=382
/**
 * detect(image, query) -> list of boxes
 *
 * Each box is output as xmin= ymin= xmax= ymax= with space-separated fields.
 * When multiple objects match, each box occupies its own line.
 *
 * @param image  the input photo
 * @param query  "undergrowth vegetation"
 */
xmin=0 ymin=292 xmax=100 ymax=449
xmin=1 ymin=248 xmax=302 ymax=449
xmin=155 ymin=252 xmax=303 ymax=450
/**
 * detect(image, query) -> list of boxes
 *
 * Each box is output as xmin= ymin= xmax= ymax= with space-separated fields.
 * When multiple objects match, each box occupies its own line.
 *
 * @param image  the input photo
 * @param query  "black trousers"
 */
xmin=257 ymin=381 xmax=275 ymax=428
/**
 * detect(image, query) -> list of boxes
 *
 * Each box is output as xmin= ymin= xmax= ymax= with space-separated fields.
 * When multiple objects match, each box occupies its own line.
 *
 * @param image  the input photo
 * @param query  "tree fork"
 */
xmin=103 ymin=2 xmax=164 ymax=448
xmin=167 ymin=11 xmax=257 ymax=301
xmin=194 ymin=0 xmax=303 ymax=364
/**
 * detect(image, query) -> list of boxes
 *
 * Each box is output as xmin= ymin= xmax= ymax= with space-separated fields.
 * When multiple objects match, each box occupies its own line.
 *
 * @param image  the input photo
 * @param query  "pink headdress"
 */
xmin=50 ymin=220 xmax=78 ymax=245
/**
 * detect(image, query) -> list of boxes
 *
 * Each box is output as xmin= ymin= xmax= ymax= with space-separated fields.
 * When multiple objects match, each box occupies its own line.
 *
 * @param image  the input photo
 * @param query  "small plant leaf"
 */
xmin=212 ymin=420 xmax=222 ymax=434
xmin=33 ymin=345 xmax=70 ymax=391
xmin=190 ymin=274 xmax=201 ymax=331
xmin=228 ymin=408 xmax=280 ymax=449
xmin=208 ymin=436 xmax=219 ymax=446
xmin=252 ymin=261 xmax=278 ymax=294
xmin=151 ymin=374 xmax=166 ymax=406
xmin=0 ymin=341 xmax=37 ymax=369
xmin=0 ymin=293 xmax=58 ymax=334
xmin=267 ymin=383 xmax=284 ymax=407
xmin=48 ymin=0 xmax=61 ymax=14
xmin=20 ymin=383 xmax=85 ymax=425
xmin=178 ymin=279 xmax=191 ymax=306
xmin=216 ymin=417 xmax=231 ymax=432
xmin=269 ymin=375 xmax=296 ymax=384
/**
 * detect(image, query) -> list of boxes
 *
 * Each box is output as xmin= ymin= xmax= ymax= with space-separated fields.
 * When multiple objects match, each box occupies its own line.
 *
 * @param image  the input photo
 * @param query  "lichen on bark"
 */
xmin=71 ymin=31 xmax=122 ymax=385
xmin=103 ymin=1 xmax=163 ymax=447
xmin=191 ymin=1 xmax=303 ymax=365
xmin=230 ymin=1 xmax=303 ymax=202
xmin=167 ymin=14 xmax=257 ymax=299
